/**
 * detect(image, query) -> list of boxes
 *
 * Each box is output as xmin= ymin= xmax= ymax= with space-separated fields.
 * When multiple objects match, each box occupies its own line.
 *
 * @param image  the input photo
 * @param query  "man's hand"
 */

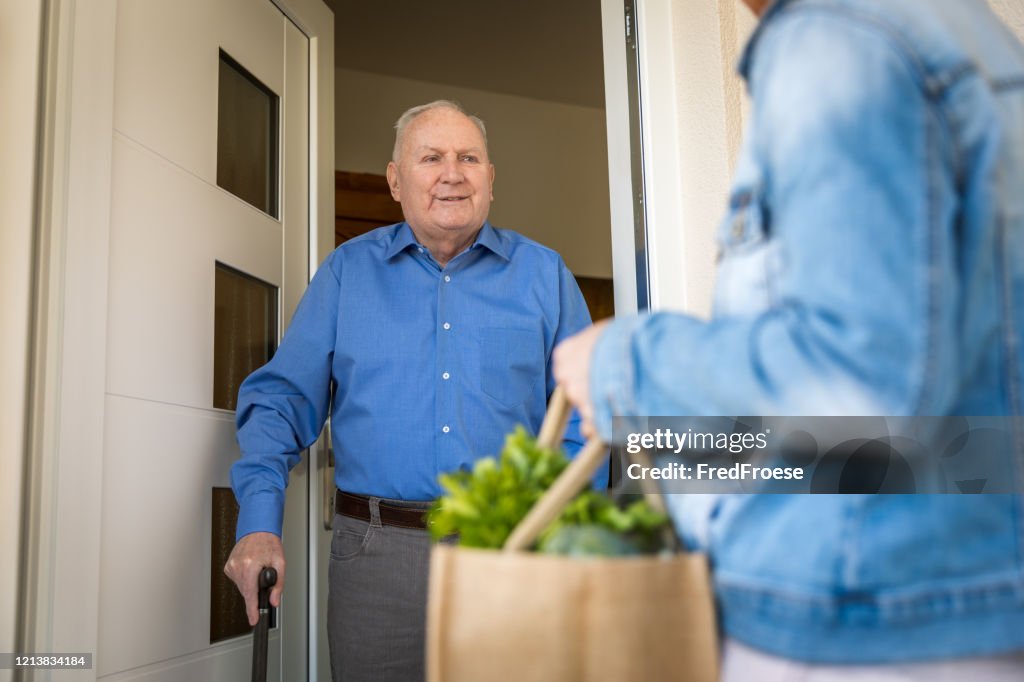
xmin=553 ymin=320 xmax=610 ymax=440
xmin=224 ymin=531 xmax=286 ymax=626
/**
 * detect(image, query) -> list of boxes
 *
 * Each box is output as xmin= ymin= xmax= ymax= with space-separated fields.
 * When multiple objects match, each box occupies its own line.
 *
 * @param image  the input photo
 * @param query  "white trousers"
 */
xmin=722 ymin=639 xmax=1024 ymax=682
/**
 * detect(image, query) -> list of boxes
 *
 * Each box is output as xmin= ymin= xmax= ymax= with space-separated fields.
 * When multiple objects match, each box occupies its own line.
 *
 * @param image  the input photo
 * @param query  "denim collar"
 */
xmin=738 ymin=0 xmax=797 ymax=81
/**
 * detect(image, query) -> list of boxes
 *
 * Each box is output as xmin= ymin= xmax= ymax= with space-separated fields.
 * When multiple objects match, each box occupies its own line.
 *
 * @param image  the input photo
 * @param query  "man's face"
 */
xmin=386 ymin=108 xmax=495 ymax=246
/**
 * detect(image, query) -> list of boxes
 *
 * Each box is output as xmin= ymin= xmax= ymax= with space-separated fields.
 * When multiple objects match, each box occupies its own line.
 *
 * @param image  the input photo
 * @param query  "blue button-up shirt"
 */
xmin=232 ymin=222 xmax=594 ymax=539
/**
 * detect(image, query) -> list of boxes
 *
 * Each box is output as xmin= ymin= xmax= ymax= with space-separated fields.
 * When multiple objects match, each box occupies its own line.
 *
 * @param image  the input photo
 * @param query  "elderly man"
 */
xmin=556 ymin=0 xmax=1024 ymax=679
xmin=226 ymin=100 xmax=594 ymax=681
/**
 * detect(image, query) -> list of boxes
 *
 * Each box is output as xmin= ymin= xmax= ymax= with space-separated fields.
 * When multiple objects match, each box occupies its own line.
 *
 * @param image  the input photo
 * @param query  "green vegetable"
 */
xmin=428 ymin=427 xmax=671 ymax=553
xmin=538 ymin=524 xmax=641 ymax=557
xmin=428 ymin=426 xmax=567 ymax=547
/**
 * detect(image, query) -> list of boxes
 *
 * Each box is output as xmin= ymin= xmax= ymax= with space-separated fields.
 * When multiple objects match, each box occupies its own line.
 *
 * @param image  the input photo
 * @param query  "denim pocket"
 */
xmin=479 ymin=326 xmax=542 ymax=407
xmin=329 ymin=515 xmax=375 ymax=562
xmin=714 ymin=189 xmax=779 ymax=316
xmin=717 ymin=189 xmax=770 ymax=253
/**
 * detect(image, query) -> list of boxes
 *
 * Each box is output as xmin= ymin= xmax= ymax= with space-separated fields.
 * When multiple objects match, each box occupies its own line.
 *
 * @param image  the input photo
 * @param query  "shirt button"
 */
xmin=443 ymin=322 xmax=451 ymax=330
xmin=442 ymin=372 xmax=450 ymax=380
xmin=442 ymin=425 xmax=450 ymax=434
xmin=444 ymin=275 xmax=451 ymax=283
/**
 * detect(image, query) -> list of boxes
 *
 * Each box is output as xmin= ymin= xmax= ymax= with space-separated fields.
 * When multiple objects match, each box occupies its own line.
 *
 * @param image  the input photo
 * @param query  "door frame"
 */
xmin=601 ymin=0 xmax=749 ymax=318
xmin=1 ymin=0 xmax=47 ymax=666
xmin=19 ymin=0 xmax=333 ymax=678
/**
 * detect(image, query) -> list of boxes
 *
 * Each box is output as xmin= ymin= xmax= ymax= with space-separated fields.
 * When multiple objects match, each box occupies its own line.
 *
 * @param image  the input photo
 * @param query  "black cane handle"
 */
xmin=252 ymin=567 xmax=277 ymax=682
xmin=258 ymin=567 xmax=277 ymax=609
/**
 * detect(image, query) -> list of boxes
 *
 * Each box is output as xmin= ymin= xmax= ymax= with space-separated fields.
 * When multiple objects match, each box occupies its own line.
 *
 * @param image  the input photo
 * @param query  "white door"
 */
xmin=98 ymin=0 xmax=309 ymax=679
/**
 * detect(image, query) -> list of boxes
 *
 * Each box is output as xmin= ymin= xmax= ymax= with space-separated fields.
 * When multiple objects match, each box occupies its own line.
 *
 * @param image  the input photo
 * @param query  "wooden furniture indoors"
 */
xmin=335 ymin=170 xmax=404 ymax=246
xmin=575 ymin=277 xmax=614 ymax=321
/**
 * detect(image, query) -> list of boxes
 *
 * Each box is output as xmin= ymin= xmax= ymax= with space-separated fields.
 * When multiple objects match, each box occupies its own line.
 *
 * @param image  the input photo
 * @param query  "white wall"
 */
xmin=989 ymin=0 xmax=1024 ymax=41
xmin=0 ymin=0 xmax=45 ymax=664
xmin=335 ymin=68 xmax=613 ymax=278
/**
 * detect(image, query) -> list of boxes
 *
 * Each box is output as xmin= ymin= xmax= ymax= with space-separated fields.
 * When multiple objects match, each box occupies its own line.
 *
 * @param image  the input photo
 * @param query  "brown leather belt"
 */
xmin=335 ymin=491 xmax=430 ymax=530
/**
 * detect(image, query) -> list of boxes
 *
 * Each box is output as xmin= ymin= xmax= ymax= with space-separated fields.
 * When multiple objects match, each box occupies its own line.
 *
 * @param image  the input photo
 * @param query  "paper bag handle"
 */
xmin=503 ymin=387 xmax=607 ymax=552
xmin=536 ymin=385 xmax=572 ymax=450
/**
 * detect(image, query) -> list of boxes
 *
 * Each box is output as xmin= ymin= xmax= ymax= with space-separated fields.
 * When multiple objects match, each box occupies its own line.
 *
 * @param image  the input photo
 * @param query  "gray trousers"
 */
xmin=327 ymin=497 xmax=437 ymax=682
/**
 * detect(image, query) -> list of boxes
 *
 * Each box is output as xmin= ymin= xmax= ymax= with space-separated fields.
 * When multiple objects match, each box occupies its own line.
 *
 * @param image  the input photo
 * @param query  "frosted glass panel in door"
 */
xmin=217 ymin=51 xmax=279 ymax=217
xmin=213 ymin=262 xmax=278 ymax=411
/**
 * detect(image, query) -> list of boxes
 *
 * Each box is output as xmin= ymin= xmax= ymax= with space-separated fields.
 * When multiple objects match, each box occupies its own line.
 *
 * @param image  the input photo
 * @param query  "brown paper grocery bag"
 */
xmin=427 ymin=546 xmax=717 ymax=681
xmin=426 ymin=389 xmax=719 ymax=681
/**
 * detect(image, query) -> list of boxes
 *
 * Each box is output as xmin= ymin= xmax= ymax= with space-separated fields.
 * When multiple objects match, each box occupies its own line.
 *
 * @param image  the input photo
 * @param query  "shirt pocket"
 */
xmin=714 ymin=188 xmax=780 ymax=316
xmin=479 ymin=326 xmax=543 ymax=408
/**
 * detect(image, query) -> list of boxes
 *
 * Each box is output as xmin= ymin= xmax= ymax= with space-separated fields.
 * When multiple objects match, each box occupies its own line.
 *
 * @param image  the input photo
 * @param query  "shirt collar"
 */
xmin=471 ymin=222 xmax=510 ymax=262
xmin=383 ymin=222 xmax=420 ymax=260
xmin=738 ymin=0 xmax=792 ymax=82
xmin=384 ymin=221 xmax=510 ymax=262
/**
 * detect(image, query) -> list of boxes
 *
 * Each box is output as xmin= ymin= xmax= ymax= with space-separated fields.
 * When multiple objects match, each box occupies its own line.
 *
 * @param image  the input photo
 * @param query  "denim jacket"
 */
xmin=589 ymin=0 xmax=1024 ymax=663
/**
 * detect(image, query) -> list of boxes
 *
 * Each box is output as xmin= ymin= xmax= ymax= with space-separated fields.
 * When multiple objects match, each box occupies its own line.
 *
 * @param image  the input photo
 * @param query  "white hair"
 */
xmin=392 ymin=100 xmax=489 ymax=162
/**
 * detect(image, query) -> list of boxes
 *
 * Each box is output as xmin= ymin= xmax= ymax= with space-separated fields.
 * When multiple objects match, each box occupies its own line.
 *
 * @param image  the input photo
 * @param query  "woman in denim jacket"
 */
xmin=555 ymin=0 xmax=1024 ymax=677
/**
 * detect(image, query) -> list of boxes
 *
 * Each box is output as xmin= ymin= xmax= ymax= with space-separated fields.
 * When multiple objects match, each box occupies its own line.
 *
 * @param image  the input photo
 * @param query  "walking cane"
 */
xmin=252 ymin=566 xmax=277 ymax=682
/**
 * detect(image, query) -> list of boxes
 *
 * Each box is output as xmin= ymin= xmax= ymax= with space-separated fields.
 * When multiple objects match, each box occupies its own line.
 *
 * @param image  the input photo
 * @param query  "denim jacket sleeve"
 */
xmin=231 ymin=253 xmax=340 ymax=539
xmin=589 ymin=9 xmax=958 ymax=438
